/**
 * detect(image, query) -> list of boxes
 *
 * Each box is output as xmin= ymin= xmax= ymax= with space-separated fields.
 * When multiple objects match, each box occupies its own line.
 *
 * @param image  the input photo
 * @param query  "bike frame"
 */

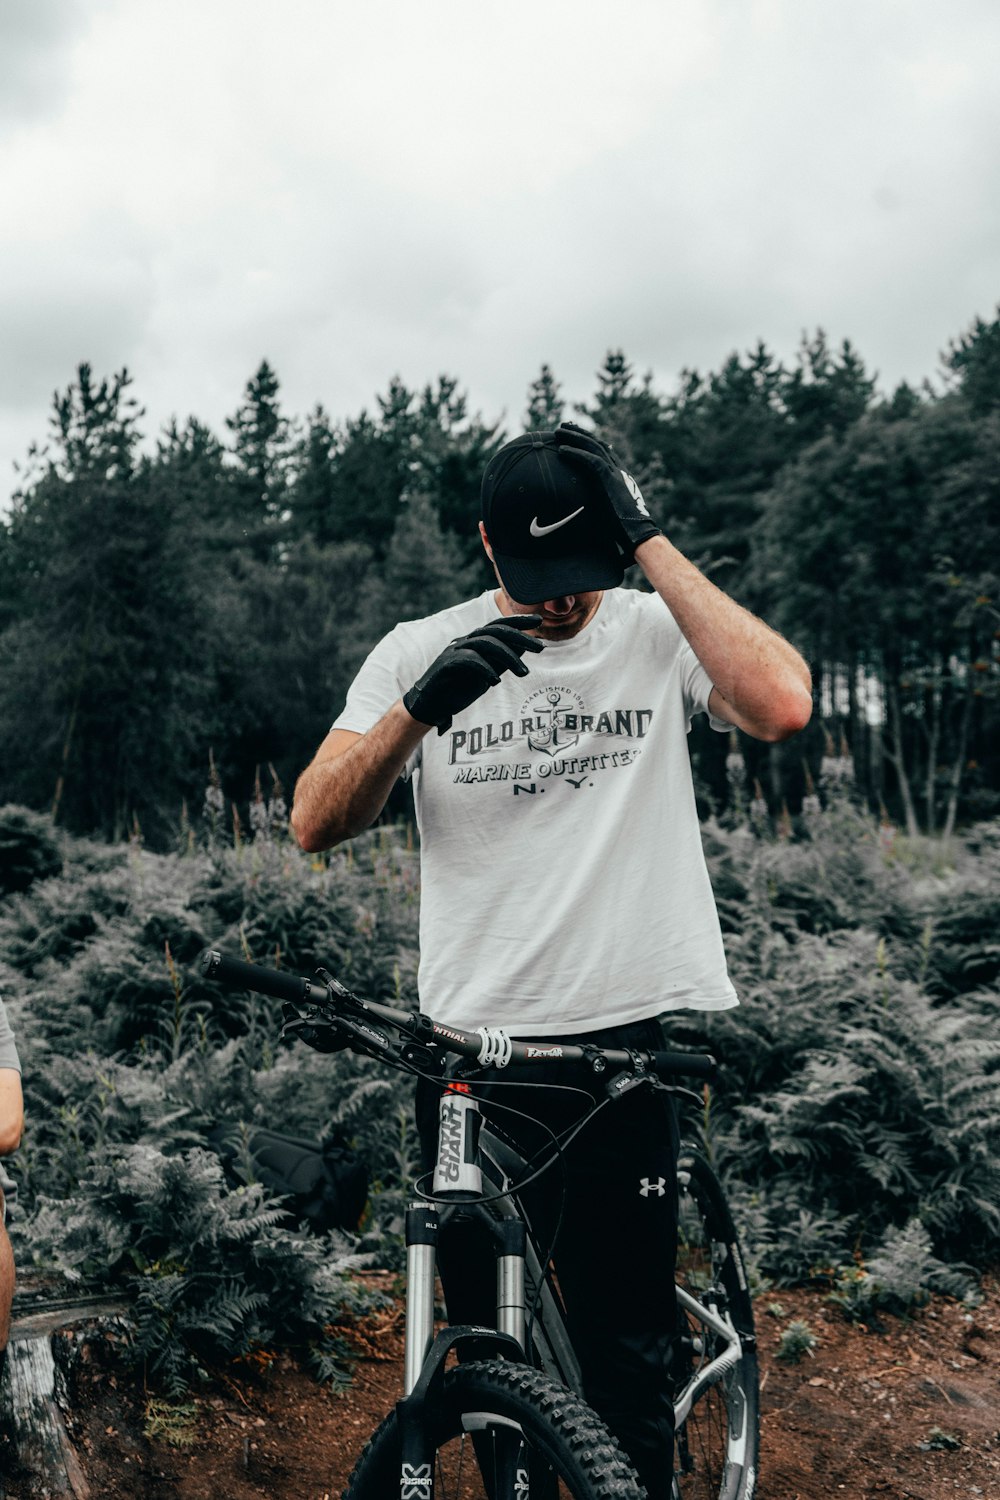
xmin=198 ymin=949 xmax=758 ymax=1496
xmin=403 ymin=1083 xmax=748 ymax=1432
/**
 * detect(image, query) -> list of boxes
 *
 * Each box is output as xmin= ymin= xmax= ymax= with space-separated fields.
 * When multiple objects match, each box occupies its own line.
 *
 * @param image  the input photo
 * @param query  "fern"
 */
xmin=0 ymin=804 xmax=63 ymax=895
xmin=671 ymin=817 xmax=1000 ymax=1278
xmin=827 ymin=1219 xmax=975 ymax=1320
xmin=21 ymin=1142 xmax=378 ymax=1392
xmin=4 ymin=802 xmax=998 ymax=1379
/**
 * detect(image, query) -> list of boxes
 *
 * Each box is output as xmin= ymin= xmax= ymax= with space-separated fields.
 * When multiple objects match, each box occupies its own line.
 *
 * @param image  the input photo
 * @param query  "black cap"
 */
xmin=480 ymin=431 xmax=624 ymax=602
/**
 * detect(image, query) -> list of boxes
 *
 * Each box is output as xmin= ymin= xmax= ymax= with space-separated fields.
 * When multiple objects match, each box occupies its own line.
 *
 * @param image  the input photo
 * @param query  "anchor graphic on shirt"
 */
xmin=522 ymin=687 xmax=584 ymax=757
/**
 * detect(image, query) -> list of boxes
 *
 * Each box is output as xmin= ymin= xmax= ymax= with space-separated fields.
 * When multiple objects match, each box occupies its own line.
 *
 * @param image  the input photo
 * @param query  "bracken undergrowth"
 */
xmin=0 ymin=786 xmax=996 ymax=1384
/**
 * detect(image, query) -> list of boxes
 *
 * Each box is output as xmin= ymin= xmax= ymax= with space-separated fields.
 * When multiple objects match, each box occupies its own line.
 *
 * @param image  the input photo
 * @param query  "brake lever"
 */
xmin=604 ymin=1068 xmax=658 ymax=1103
xmin=280 ymin=1009 xmax=352 ymax=1054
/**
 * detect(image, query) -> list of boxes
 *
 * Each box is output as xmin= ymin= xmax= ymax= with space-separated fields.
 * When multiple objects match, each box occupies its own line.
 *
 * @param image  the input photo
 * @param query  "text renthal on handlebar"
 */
xmin=200 ymin=950 xmax=717 ymax=1083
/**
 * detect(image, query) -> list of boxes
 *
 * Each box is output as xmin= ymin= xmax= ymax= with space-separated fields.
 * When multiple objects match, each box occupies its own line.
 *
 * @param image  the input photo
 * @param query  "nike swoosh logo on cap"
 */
xmin=529 ymin=507 xmax=585 ymax=537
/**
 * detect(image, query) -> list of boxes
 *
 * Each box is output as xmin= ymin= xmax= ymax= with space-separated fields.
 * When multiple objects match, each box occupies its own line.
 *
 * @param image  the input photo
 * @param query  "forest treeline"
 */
xmin=1 ymin=311 xmax=998 ymax=845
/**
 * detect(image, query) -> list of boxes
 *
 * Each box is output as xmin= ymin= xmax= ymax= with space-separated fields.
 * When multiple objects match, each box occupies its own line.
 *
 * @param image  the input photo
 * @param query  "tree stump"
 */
xmin=0 ymin=1283 xmax=126 ymax=1499
xmin=1 ymin=1337 xmax=89 ymax=1499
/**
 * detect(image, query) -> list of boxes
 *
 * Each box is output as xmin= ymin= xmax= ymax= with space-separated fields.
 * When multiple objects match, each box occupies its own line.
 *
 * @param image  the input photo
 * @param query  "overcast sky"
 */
xmin=1 ymin=0 xmax=998 ymax=508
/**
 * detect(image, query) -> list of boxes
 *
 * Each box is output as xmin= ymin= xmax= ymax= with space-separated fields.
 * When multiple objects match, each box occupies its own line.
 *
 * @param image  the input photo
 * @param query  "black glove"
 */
xmin=403 ymin=616 xmax=543 ymax=733
xmin=554 ymin=421 xmax=661 ymax=556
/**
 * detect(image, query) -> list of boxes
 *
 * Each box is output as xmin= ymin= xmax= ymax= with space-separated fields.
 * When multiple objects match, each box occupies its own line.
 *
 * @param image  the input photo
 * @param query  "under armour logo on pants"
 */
xmin=639 ymin=1176 xmax=666 ymax=1197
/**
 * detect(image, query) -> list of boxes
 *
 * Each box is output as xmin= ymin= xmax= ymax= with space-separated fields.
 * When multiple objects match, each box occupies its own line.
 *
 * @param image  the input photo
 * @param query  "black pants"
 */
xmin=416 ymin=1017 xmax=680 ymax=1500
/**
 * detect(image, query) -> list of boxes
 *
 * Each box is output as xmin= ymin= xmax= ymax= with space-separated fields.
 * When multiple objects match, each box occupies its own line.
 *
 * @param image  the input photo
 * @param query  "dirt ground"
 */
xmin=3 ymin=1274 xmax=998 ymax=1499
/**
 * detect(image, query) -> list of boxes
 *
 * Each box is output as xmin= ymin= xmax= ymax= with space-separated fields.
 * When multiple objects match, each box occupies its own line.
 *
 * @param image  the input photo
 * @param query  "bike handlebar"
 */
xmin=200 ymin=949 xmax=717 ymax=1083
xmin=201 ymin=949 xmax=326 ymax=1006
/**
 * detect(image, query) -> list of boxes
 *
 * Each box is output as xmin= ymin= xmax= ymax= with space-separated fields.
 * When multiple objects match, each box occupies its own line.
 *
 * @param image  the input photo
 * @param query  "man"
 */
xmin=0 ymin=1000 xmax=23 ymax=1393
xmin=291 ymin=424 xmax=811 ymax=1497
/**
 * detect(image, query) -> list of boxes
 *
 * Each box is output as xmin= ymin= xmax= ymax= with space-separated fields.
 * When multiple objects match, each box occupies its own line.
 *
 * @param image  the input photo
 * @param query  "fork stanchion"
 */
xmin=496 ymin=1218 xmax=527 ymax=1355
xmin=403 ymin=1205 xmax=439 ymax=1397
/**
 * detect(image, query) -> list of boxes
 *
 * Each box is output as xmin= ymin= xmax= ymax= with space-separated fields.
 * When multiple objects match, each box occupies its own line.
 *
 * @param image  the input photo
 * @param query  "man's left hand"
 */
xmin=554 ymin=422 xmax=661 ymax=556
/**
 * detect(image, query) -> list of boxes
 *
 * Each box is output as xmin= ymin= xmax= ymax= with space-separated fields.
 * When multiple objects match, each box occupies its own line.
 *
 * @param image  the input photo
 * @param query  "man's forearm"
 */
xmin=291 ymin=703 xmax=429 ymax=851
xmin=635 ymin=535 xmax=812 ymax=740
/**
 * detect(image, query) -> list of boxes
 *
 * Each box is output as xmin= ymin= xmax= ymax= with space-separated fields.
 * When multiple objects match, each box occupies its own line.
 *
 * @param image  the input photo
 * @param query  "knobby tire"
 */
xmin=342 ymin=1358 xmax=647 ymax=1499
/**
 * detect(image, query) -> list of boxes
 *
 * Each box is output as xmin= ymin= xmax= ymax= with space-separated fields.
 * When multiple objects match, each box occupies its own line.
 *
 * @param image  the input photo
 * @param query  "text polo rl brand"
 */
xmin=448 ymin=707 xmax=654 ymax=764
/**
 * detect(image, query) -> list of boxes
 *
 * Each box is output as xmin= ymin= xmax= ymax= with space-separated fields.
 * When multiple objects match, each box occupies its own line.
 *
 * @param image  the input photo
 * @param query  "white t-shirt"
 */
xmin=333 ymin=588 xmax=738 ymax=1034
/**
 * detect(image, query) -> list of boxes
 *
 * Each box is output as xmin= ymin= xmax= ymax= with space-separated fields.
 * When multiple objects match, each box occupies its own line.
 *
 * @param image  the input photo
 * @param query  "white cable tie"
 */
xmin=475 ymin=1026 xmax=513 ymax=1069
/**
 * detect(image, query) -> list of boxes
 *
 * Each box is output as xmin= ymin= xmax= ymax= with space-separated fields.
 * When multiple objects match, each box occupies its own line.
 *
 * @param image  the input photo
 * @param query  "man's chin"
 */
xmin=537 ymin=615 xmax=586 ymax=639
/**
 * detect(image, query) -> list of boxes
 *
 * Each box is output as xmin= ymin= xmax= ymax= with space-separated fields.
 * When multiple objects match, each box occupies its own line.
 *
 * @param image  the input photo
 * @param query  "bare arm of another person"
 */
xmin=0 ymin=1071 xmax=22 ymax=1157
xmin=0 ymin=1068 xmax=23 ymax=1355
xmin=635 ymin=535 xmax=813 ymax=742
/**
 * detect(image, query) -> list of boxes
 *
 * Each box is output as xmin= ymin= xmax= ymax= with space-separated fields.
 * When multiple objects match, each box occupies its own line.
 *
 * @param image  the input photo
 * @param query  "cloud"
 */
xmin=1 ymin=0 xmax=999 ymax=501
xmin=0 ymin=0 xmax=96 ymax=128
xmin=0 ymin=215 xmax=155 ymax=414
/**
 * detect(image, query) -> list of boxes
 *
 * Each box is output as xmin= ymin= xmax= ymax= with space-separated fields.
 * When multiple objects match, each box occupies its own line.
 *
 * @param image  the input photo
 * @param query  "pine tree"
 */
xmin=321 ymin=377 xmax=418 ymax=559
xmin=358 ymin=486 xmax=480 ymax=643
xmin=0 ymin=367 xmax=216 ymax=837
xmin=783 ymin=330 xmax=876 ymax=442
xmin=225 ymin=360 xmax=295 ymax=559
xmin=524 ymin=363 xmax=564 ymax=429
xmin=154 ymin=416 xmax=231 ymax=553
xmin=589 ymin=349 xmax=634 ymax=419
xmin=290 ymin=404 xmax=340 ymax=545
xmin=410 ymin=376 xmax=500 ymax=552
xmin=943 ymin=307 xmax=1000 ymax=414
xmin=752 ymin=390 xmax=999 ymax=833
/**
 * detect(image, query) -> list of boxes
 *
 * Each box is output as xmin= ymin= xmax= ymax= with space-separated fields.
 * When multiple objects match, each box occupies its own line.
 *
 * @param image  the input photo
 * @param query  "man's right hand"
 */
xmin=403 ymin=616 xmax=543 ymax=733
xmin=554 ymin=421 xmax=660 ymax=557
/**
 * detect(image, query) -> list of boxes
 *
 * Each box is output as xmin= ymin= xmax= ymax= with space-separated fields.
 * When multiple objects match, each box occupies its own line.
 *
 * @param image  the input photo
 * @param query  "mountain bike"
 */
xmin=202 ymin=949 xmax=760 ymax=1500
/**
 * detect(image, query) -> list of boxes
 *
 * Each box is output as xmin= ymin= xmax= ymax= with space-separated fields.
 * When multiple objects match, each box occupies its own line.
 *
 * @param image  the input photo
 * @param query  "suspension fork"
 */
xmin=404 ymin=1085 xmax=530 ymax=1396
xmin=398 ymin=1089 xmax=528 ymax=1496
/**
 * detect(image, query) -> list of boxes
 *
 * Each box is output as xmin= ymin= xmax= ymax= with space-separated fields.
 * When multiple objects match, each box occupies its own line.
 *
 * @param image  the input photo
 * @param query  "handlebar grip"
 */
xmin=650 ymin=1050 xmax=717 ymax=1082
xmin=200 ymin=949 xmax=311 ymax=1005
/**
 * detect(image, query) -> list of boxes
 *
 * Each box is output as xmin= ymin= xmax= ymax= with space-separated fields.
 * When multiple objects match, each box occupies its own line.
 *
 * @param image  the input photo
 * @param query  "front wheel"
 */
xmin=673 ymin=1149 xmax=760 ymax=1500
xmin=343 ymin=1358 xmax=646 ymax=1498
